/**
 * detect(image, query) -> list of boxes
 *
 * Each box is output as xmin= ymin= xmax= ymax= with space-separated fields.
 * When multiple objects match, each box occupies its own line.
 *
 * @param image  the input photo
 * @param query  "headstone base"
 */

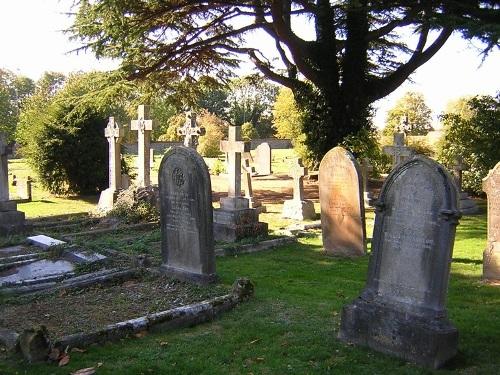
xmin=97 ymin=188 xmax=119 ymax=212
xmin=483 ymin=242 xmax=500 ymax=281
xmin=364 ymin=192 xmax=374 ymax=209
xmin=459 ymin=193 xmax=479 ymax=215
xmin=160 ymin=264 xmax=217 ymax=285
xmin=338 ymin=298 xmax=458 ymax=369
xmin=0 ymin=203 xmax=27 ymax=235
xmin=282 ymin=200 xmax=316 ymax=221
xmin=213 ymin=207 xmax=268 ymax=242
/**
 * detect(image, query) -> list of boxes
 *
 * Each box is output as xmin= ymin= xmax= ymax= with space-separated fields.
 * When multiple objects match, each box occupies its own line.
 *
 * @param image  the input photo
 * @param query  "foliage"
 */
xmin=70 ymin=1 xmax=499 ymax=164
xmin=197 ymin=111 xmax=227 ymax=158
xmin=437 ymin=94 xmax=500 ymax=194
xmin=273 ymin=87 xmax=303 ymax=141
xmin=16 ymin=72 xmax=129 ymax=195
xmin=383 ymin=91 xmax=433 ymax=135
xmin=407 ymin=138 xmax=435 ymax=158
xmin=158 ymin=113 xmax=184 ymax=142
xmin=241 ymin=122 xmax=258 ymax=141
xmin=210 ymin=158 xmax=226 ymax=176
xmin=0 ymin=68 xmax=35 ymax=141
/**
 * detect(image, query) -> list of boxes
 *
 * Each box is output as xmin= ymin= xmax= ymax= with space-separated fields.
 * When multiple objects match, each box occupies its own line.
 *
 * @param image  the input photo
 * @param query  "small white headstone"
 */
xmin=27 ymin=235 xmax=66 ymax=250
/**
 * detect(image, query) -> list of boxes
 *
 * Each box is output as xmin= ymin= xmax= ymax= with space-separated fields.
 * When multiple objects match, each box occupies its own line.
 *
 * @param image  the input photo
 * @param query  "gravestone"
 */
xmin=319 ymin=147 xmax=365 ymax=256
xmin=282 ymin=158 xmax=315 ymax=220
xmin=338 ymin=156 xmax=461 ymax=369
xmin=16 ymin=176 xmax=32 ymax=201
xmin=0 ymin=133 xmax=26 ymax=235
xmin=383 ymin=133 xmax=414 ymax=168
xmin=131 ymin=105 xmax=153 ymax=187
xmin=360 ymin=157 xmax=374 ymax=207
xmin=98 ymin=117 xmax=124 ymax=211
xmin=242 ymin=157 xmax=265 ymax=213
xmin=214 ymin=126 xmax=267 ymax=242
xmin=482 ymin=162 xmax=500 ymax=281
xmin=254 ymin=142 xmax=272 ymax=175
xmin=177 ymin=109 xmax=206 ymax=150
xmin=453 ymin=157 xmax=479 ymax=215
xmin=159 ymin=146 xmax=216 ymax=283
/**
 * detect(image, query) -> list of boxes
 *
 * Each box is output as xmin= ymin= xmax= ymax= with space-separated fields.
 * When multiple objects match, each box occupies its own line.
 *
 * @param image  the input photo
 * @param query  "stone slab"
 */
xmin=220 ymin=196 xmax=249 ymax=210
xmin=0 ymin=259 xmax=74 ymax=287
xmin=282 ymin=199 xmax=316 ymax=221
xmin=213 ymin=208 xmax=258 ymax=226
xmin=64 ymin=250 xmax=107 ymax=264
xmin=0 ymin=210 xmax=26 ymax=235
xmin=0 ymin=200 xmax=17 ymax=212
xmin=27 ymin=235 xmax=66 ymax=250
xmin=214 ymin=221 xmax=268 ymax=242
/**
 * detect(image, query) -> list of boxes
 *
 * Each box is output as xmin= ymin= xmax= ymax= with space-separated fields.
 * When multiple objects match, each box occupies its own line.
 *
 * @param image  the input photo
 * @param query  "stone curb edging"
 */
xmin=61 ymin=221 xmax=159 ymax=239
xmin=215 ymin=236 xmax=296 ymax=257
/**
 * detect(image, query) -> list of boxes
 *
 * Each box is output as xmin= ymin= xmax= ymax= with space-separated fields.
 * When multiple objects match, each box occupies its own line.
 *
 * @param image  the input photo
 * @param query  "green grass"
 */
xmin=1 ymin=204 xmax=498 ymax=374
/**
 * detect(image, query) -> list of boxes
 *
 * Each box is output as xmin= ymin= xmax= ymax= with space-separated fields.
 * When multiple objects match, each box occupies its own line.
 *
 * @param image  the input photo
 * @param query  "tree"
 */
xmin=17 ymin=72 xmax=128 ymax=195
xmin=383 ymin=91 xmax=433 ymax=135
xmin=197 ymin=110 xmax=227 ymax=157
xmin=437 ymin=94 xmax=500 ymax=194
xmin=70 ymin=1 xmax=499 ymax=163
xmin=273 ymin=87 xmax=303 ymax=141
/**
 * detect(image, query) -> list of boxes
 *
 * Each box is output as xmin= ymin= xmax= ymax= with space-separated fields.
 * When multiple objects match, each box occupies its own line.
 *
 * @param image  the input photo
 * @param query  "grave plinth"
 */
xmin=0 ymin=133 xmax=26 ymax=235
xmin=282 ymin=158 xmax=315 ymax=220
xmin=214 ymin=126 xmax=267 ymax=242
xmin=482 ymin=162 xmax=500 ymax=281
xmin=338 ymin=156 xmax=460 ymax=369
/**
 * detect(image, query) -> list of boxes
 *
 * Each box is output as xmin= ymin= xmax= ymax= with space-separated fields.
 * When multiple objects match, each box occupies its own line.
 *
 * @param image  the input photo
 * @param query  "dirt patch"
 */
xmin=0 ymin=275 xmax=229 ymax=340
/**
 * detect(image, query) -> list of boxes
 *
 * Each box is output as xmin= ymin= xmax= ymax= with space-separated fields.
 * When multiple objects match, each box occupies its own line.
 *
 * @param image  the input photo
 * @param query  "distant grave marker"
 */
xmin=159 ymin=146 xmax=216 ymax=284
xmin=452 ymin=156 xmax=478 ymax=215
xmin=131 ymin=105 xmax=153 ymax=187
xmin=383 ymin=133 xmax=413 ymax=168
xmin=254 ymin=142 xmax=272 ymax=175
xmin=482 ymin=162 xmax=500 ymax=281
xmin=177 ymin=109 xmax=205 ymax=150
xmin=282 ymin=158 xmax=315 ymax=220
xmin=339 ymin=156 xmax=461 ymax=368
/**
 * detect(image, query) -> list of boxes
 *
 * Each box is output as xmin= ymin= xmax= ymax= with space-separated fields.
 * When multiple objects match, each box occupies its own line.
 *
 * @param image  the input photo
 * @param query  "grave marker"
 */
xmin=242 ymin=157 xmax=265 ymax=212
xmin=319 ymin=147 xmax=366 ymax=256
xmin=282 ymin=158 xmax=315 ymax=220
xmin=177 ymin=109 xmax=205 ymax=149
xmin=452 ymin=156 xmax=479 ymax=214
xmin=482 ymin=162 xmax=500 ymax=281
xmin=339 ymin=156 xmax=461 ymax=368
xmin=360 ymin=157 xmax=374 ymax=207
xmin=383 ymin=133 xmax=413 ymax=168
xmin=159 ymin=146 xmax=216 ymax=284
xmin=131 ymin=105 xmax=153 ymax=187
xmin=254 ymin=142 xmax=272 ymax=175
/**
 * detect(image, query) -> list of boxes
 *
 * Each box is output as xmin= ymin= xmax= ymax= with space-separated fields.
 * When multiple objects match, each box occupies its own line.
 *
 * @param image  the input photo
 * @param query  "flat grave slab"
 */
xmin=27 ymin=235 xmax=66 ymax=250
xmin=0 ymin=259 xmax=74 ymax=287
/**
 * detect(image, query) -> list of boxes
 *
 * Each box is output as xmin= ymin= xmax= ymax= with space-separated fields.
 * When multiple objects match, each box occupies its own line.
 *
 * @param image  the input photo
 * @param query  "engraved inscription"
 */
xmin=165 ymin=191 xmax=196 ymax=234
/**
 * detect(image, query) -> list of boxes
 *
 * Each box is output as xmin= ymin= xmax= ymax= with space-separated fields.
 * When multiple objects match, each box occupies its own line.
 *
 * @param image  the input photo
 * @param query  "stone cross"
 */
xmin=220 ymin=126 xmax=250 ymax=199
xmin=398 ymin=113 xmax=409 ymax=133
xmin=290 ymin=158 xmax=307 ymax=201
xmin=452 ymin=156 xmax=467 ymax=193
xmin=383 ymin=132 xmax=413 ymax=168
xmin=131 ymin=105 xmax=153 ymax=187
xmin=104 ymin=117 xmax=123 ymax=191
xmin=0 ymin=133 xmax=9 ymax=201
xmin=242 ymin=158 xmax=254 ymax=200
xmin=177 ymin=109 xmax=206 ymax=149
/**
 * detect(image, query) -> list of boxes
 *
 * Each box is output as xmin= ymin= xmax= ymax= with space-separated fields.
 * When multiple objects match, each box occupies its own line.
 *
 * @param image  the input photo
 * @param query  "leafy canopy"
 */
xmin=383 ymin=91 xmax=433 ymax=136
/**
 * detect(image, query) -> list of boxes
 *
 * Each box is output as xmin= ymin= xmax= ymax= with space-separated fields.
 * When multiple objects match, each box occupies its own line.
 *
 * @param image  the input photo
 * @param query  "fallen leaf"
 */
xmin=71 ymin=368 xmax=96 ymax=375
xmin=249 ymin=339 xmax=260 ymax=344
xmin=71 ymin=347 xmax=87 ymax=353
xmin=256 ymin=357 xmax=265 ymax=362
xmin=58 ymin=354 xmax=70 ymax=367
xmin=97 ymin=362 xmax=103 ymax=367
xmin=48 ymin=348 xmax=60 ymax=361
xmin=135 ymin=331 xmax=147 ymax=338
xmin=159 ymin=341 xmax=169 ymax=347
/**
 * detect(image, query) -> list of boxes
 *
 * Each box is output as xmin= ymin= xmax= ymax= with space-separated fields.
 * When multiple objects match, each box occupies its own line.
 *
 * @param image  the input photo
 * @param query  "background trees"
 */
xmin=383 ymin=91 xmax=433 ymax=135
xmin=438 ymin=94 xmax=500 ymax=194
xmin=70 ymin=1 xmax=499 ymax=163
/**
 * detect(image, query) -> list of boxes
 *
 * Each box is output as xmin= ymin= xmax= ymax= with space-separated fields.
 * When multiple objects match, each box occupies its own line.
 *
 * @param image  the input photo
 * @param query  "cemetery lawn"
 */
xmin=1 ymin=203 xmax=498 ymax=374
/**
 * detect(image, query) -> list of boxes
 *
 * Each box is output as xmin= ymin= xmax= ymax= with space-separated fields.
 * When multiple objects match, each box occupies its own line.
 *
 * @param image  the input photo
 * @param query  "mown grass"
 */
xmin=1 ymin=202 xmax=498 ymax=374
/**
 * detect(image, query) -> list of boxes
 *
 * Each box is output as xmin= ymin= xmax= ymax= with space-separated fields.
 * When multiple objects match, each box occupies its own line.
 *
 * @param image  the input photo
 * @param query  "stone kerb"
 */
xmin=338 ymin=156 xmax=461 ymax=369
xmin=159 ymin=146 xmax=216 ymax=284
xmin=482 ymin=161 xmax=500 ymax=281
xmin=319 ymin=147 xmax=366 ymax=257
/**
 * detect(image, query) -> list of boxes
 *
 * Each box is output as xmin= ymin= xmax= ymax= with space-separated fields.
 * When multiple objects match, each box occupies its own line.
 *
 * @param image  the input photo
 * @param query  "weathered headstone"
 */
xmin=98 ymin=117 xmax=124 ymax=211
xmin=360 ymin=157 xmax=374 ymax=207
xmin=177 ymin=109 xmax=206 ymax=149
xmin=16 ymin=176 xmax=32 ymax=201
xmin=254 ymin=142 xmax=272 ymax=175
xmin=453 ymin=156 xmax=479 ymax=215
xmin=159 ymin=146 xmax=216 ymax=283
xmin=242 ymin=157 xmax=265 ymax=213
xmin=131 ymin=105 xmax=153 ymax=187
xmin=338 ymin=156 xmax=461 ymax=369
xmin=0 ymin=133 xmax=26 ymax=235
xmin=319 ymin=147 xmax=366 ymax=256
xmin=282 ymin=158 xmax=315 ymax=220
xmin=214 ymin=126 xmax=267 ymax=242
xmin=483 ymin=162 xmax=500 ymax=281
xmin=383 ymin=133 xmax=414 ymax=168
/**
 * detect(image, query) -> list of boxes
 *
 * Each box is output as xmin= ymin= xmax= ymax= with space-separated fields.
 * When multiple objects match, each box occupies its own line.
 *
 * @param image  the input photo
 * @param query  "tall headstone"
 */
xmin=98 ymin=117 xmax=124 ymax=211
xmin=254 ymin=142 xmax=272 ymax=175
xmin=131 ymin=105 xmax=153 ymax=187
xmin=383 ymin=133 xmax=414 ymax=168
xmin=177 ymin=109 xmax=205 ymax=149
xmin=159 ymin=146 xmax=216 ymax=284
xmin=482 ymin=162 xmax=500 ymax=281
xmin=360 ymin=157 xmax=374 ymax=207
xmin=338 ymin=156 xmax=461 ymax=369
xmin=214 ymin=126 xmax=268 ymax=242
xmin=0 ymin=133 xmax=26 ymax=235
xmin=17 ymin=176 xmax=32 ymax=201
xmin=282 ymin=158 xmax=315 ymax=220
xmin=453 ymin=157 xmax=479 ymax=215
xmin=319 ymin=147 xmax=366 ymax=256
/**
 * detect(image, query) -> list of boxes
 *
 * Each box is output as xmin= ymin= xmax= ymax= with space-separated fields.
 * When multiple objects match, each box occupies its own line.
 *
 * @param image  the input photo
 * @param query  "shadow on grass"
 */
xmin=452 ymin=257 xmax=483 ymax=265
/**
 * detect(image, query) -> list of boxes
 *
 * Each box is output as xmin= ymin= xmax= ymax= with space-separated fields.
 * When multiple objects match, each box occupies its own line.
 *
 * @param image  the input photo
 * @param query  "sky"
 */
xmin=0 ymin=0 xmax=498 ymax=129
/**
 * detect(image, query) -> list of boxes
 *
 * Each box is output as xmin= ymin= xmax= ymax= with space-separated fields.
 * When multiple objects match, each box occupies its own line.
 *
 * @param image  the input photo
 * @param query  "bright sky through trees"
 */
xmin=1 ymin=0 xmax=498 ymax=129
